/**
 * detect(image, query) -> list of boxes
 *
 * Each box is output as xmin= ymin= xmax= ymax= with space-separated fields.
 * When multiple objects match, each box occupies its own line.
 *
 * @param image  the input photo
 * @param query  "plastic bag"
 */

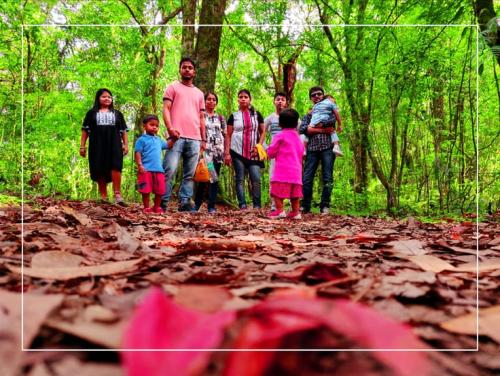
xmin=207 ymin=161 xmax=218 ymax=183
xmin=255 ymin=143 xmax=267 ymax=161
xmin=193 ymin=158 xmax=210 ymax=182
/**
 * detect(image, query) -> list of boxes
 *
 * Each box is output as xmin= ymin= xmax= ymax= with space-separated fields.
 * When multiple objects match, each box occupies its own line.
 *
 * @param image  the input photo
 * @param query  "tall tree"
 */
xmin=194 ymin=0 xmax=228 ymax=93
xmin=474 ymin=0 xmax=499 ymax=66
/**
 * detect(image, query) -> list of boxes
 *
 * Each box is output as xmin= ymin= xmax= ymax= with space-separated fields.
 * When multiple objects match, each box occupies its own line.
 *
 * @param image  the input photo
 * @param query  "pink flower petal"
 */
xmin=122 ymin=288 xmax=236 ymax=376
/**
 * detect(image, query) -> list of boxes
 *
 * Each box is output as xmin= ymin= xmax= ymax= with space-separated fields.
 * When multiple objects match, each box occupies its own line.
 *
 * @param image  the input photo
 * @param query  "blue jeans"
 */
xmin=162 ymin=138 xmax=200 ymax=204
xmin=302 ymin=148 xmax=335 ymax=212
xmin=232 ymin=152 xmax=261 ymax=208
xmin=194 ymin=162 xmax=221 ymax=209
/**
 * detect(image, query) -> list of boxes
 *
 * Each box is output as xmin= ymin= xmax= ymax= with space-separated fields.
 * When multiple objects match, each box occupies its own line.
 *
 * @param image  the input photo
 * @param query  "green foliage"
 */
xmin=1 ymin=0 xmax=498 ymax=218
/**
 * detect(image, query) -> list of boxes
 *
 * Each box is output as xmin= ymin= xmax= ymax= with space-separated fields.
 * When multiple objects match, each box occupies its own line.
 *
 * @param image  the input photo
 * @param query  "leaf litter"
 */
xmin=0 ymin=197 xmax=499 ymax=375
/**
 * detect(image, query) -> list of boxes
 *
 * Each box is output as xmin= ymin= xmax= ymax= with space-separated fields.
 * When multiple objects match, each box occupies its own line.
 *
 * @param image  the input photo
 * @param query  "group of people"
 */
xmin=79 ymin=57 xmax=343 ymax=218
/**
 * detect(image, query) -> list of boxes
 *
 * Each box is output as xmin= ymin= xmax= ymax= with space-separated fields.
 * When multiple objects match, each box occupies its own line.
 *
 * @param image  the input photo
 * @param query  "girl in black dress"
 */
xmin=79 ymin=88 xmax=129 ymax=204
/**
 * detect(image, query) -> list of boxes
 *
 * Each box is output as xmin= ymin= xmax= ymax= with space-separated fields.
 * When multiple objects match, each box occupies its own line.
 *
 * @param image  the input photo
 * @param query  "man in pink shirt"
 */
xmin=161 ymin=57 xmax=206 ymax=212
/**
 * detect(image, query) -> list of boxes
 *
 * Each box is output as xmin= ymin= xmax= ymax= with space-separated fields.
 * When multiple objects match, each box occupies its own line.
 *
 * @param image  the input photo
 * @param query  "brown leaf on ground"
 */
xmin=274 ymin=263 xmax=347 ymax=285
xmin=31 ymin=251 xmax=85 ymax=268
xmin=173 ymin=285 xmax=232 ymax=313
xmin=440 ymin=305 xmax=500 ymax=343
xmin=7 ymin=258 xmax=144 ymax=281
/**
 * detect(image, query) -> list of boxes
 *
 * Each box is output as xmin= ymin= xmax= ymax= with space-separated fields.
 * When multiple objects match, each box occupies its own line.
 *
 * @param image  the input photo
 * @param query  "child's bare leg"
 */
xmin=153 ymin=195 xmax=162 ymax=208
xmin=142 ymin=193 xmax=150 ymax=209
xmin=291 ymin=198 xmax=300 ymax=213
xmin=274 ymin=197 xmax=284 ymax=212
xmin=97 ymin=179 xmax=107 ymax=199
xmin=111 ymin=170 xmax=122 ymax=195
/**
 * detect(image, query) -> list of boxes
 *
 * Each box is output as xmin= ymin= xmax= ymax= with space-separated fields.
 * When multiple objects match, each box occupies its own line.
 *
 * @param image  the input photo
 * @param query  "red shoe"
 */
xmin=286 ymin=211 xmax=302 ymax=220
xmin=153 ymin=206 xmax=164 ymax=214
xmin=143 ymin=207 xmax=153 ymax=214
xmin=267 ymin=210 xmax=286 ymax=219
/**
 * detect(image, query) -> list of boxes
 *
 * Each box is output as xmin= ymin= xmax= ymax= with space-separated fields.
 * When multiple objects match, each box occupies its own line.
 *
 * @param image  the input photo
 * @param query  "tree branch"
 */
xmin=158 ymin=6 xmax=183 ymax=25
xmin=118 ymin=0 xmax=148 ymax=36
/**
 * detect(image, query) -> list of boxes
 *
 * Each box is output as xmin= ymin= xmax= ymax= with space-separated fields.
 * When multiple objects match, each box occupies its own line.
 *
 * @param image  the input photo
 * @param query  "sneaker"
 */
xmin=333 ymin=144 xmax=343 ymax=156
xmin=267 ymin=210 xmax=286 ymax=219
xmin=143 ymin=207 xmax=153 ymax=214
xmin=286 ymin=211 xmax=302 ymax=220
xmin=153 ymin=206 xmax=164 ymax=214
xmin=239 ymin=205 xmax=248 ymax=211
xmin=321 ymin=207 xmax=329 ymax=215
xmin=114 ymin=194 xmax=127 ymax=207
xmin=208 ymin=207 xmax=216 ymax=213
xmin=178 ymin=202 xmax=193 ymax=212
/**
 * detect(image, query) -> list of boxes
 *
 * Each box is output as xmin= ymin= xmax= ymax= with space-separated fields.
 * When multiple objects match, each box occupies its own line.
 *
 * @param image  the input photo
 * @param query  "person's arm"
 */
xmin=135 ymin=151 xmax=146 ymax=174
xmin=252 ymin=112 xmax=266 ymax=157
xmin=122 ymin=130 xmax=128 ymax=155
xmin=307 ymin=126 xmax=334 ymax=135
xmin=199 ymin=111 xmax=207 ymax=153
xmin=224 ymin=126 xmax=233 ymax=165
xmin=333 ymin=108 xmax=342 ymax=133
xmin=266 ymin=135 xmax=281 ymax=159
xmin=299 ymin=114 xmax=311 ymax=135
xmin=162 ymin=99 xmax=179 ymax=140
xmin=79 ymin=130 xmax=88 ymax=157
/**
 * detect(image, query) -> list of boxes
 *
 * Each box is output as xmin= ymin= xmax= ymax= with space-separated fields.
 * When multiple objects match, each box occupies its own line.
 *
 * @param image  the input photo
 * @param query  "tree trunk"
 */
xmin=181 ymin=0 xmax=197 ymax=57
xmin=282 ymin=45 xmax=304 ymax=105
xmin=474 ymin=0 xmax=499 ymax=66
xmin=194 ymin=0 xmax=227 ymax=93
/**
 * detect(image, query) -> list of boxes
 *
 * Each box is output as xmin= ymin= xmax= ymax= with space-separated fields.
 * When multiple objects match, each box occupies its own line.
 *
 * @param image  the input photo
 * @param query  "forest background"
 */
xmin=1 ymin=0 xmax=498 ymax=218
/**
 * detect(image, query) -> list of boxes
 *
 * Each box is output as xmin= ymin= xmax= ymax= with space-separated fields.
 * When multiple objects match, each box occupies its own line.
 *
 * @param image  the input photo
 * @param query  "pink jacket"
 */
xmin=266 ymin=128 xmax=304 ymax=185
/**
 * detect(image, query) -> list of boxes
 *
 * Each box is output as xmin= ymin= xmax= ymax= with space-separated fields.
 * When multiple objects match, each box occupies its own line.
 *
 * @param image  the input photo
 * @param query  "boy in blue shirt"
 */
xmin=135 ymin=115 xmax=174 ymax=213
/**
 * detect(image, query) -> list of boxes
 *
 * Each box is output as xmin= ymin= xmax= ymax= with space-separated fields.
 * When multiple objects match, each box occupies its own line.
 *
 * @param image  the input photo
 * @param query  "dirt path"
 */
xmin=1 ymin=198 xmax=499 ymax=375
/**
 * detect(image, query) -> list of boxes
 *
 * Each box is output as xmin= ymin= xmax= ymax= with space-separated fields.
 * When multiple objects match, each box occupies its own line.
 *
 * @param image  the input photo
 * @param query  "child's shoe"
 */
xmin=332 ymin=144 xmax=343 ymax=156
xmin=143 ymin=207 xmax=153 ymax=214
xmin=153 ymin=206 xmax=164 ymax=214
xmin=321 ymin=207 xmax=330 ymax=215
xmin=286 ymin=211 xmax=302 ymax=220
xmin=267 ymin=210 xmax=286 ymax=219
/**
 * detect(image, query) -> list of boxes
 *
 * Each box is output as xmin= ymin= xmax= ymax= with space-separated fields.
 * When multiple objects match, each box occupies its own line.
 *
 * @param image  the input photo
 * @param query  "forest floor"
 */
xmin=0 ymin=197 xmax=499 ymax=376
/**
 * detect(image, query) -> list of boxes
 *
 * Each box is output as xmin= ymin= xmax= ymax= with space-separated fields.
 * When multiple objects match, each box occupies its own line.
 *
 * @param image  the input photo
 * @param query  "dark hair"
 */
xmin=179 ymin=57 xmax=196 ymax=69
xmin=274 ymin=91 xmax=288 ymax=102
xmin=279 ymin=108 xmax=299 ymax=129
xmin=237 ymin=89 xmax=252 ymax=100
xmin=309 ymin=86 xmax=324 ymax=98
xmin=205 ymin=91 xmax=218 ymax=103
xmin=92 ymin=88 xmax=114 ymax=110
xmin=142 ymin=114 xmax=159 ymax=124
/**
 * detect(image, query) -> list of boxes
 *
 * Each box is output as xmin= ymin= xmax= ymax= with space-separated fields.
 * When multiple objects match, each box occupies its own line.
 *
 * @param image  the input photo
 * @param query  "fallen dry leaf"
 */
xmin=0 ymin=289 xmax=64 ymax=376
xmin=45 ymin=317 xmax=128 ymax=349
xmin=31 ymin=251 xmax=85 ymax=268
xmin=407 ymin=255 xmax=455 ymax=273
xmin=173 ymin=285 xmax=233 ymax=313
xmin=61 ymin=205 xmax=93 ymax=226
xmin=440 ymin=305 xmax=500 ymax=343
xmin=388 ymin=239 xmax=427 ymax=256
xmin=7 ymin=258 xmax=143 ymax=281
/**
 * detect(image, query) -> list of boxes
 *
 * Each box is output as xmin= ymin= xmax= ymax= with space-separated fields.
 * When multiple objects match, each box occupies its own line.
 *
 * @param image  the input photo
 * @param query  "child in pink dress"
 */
xmin=266 ymin=109 xmax=304 ymax=219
